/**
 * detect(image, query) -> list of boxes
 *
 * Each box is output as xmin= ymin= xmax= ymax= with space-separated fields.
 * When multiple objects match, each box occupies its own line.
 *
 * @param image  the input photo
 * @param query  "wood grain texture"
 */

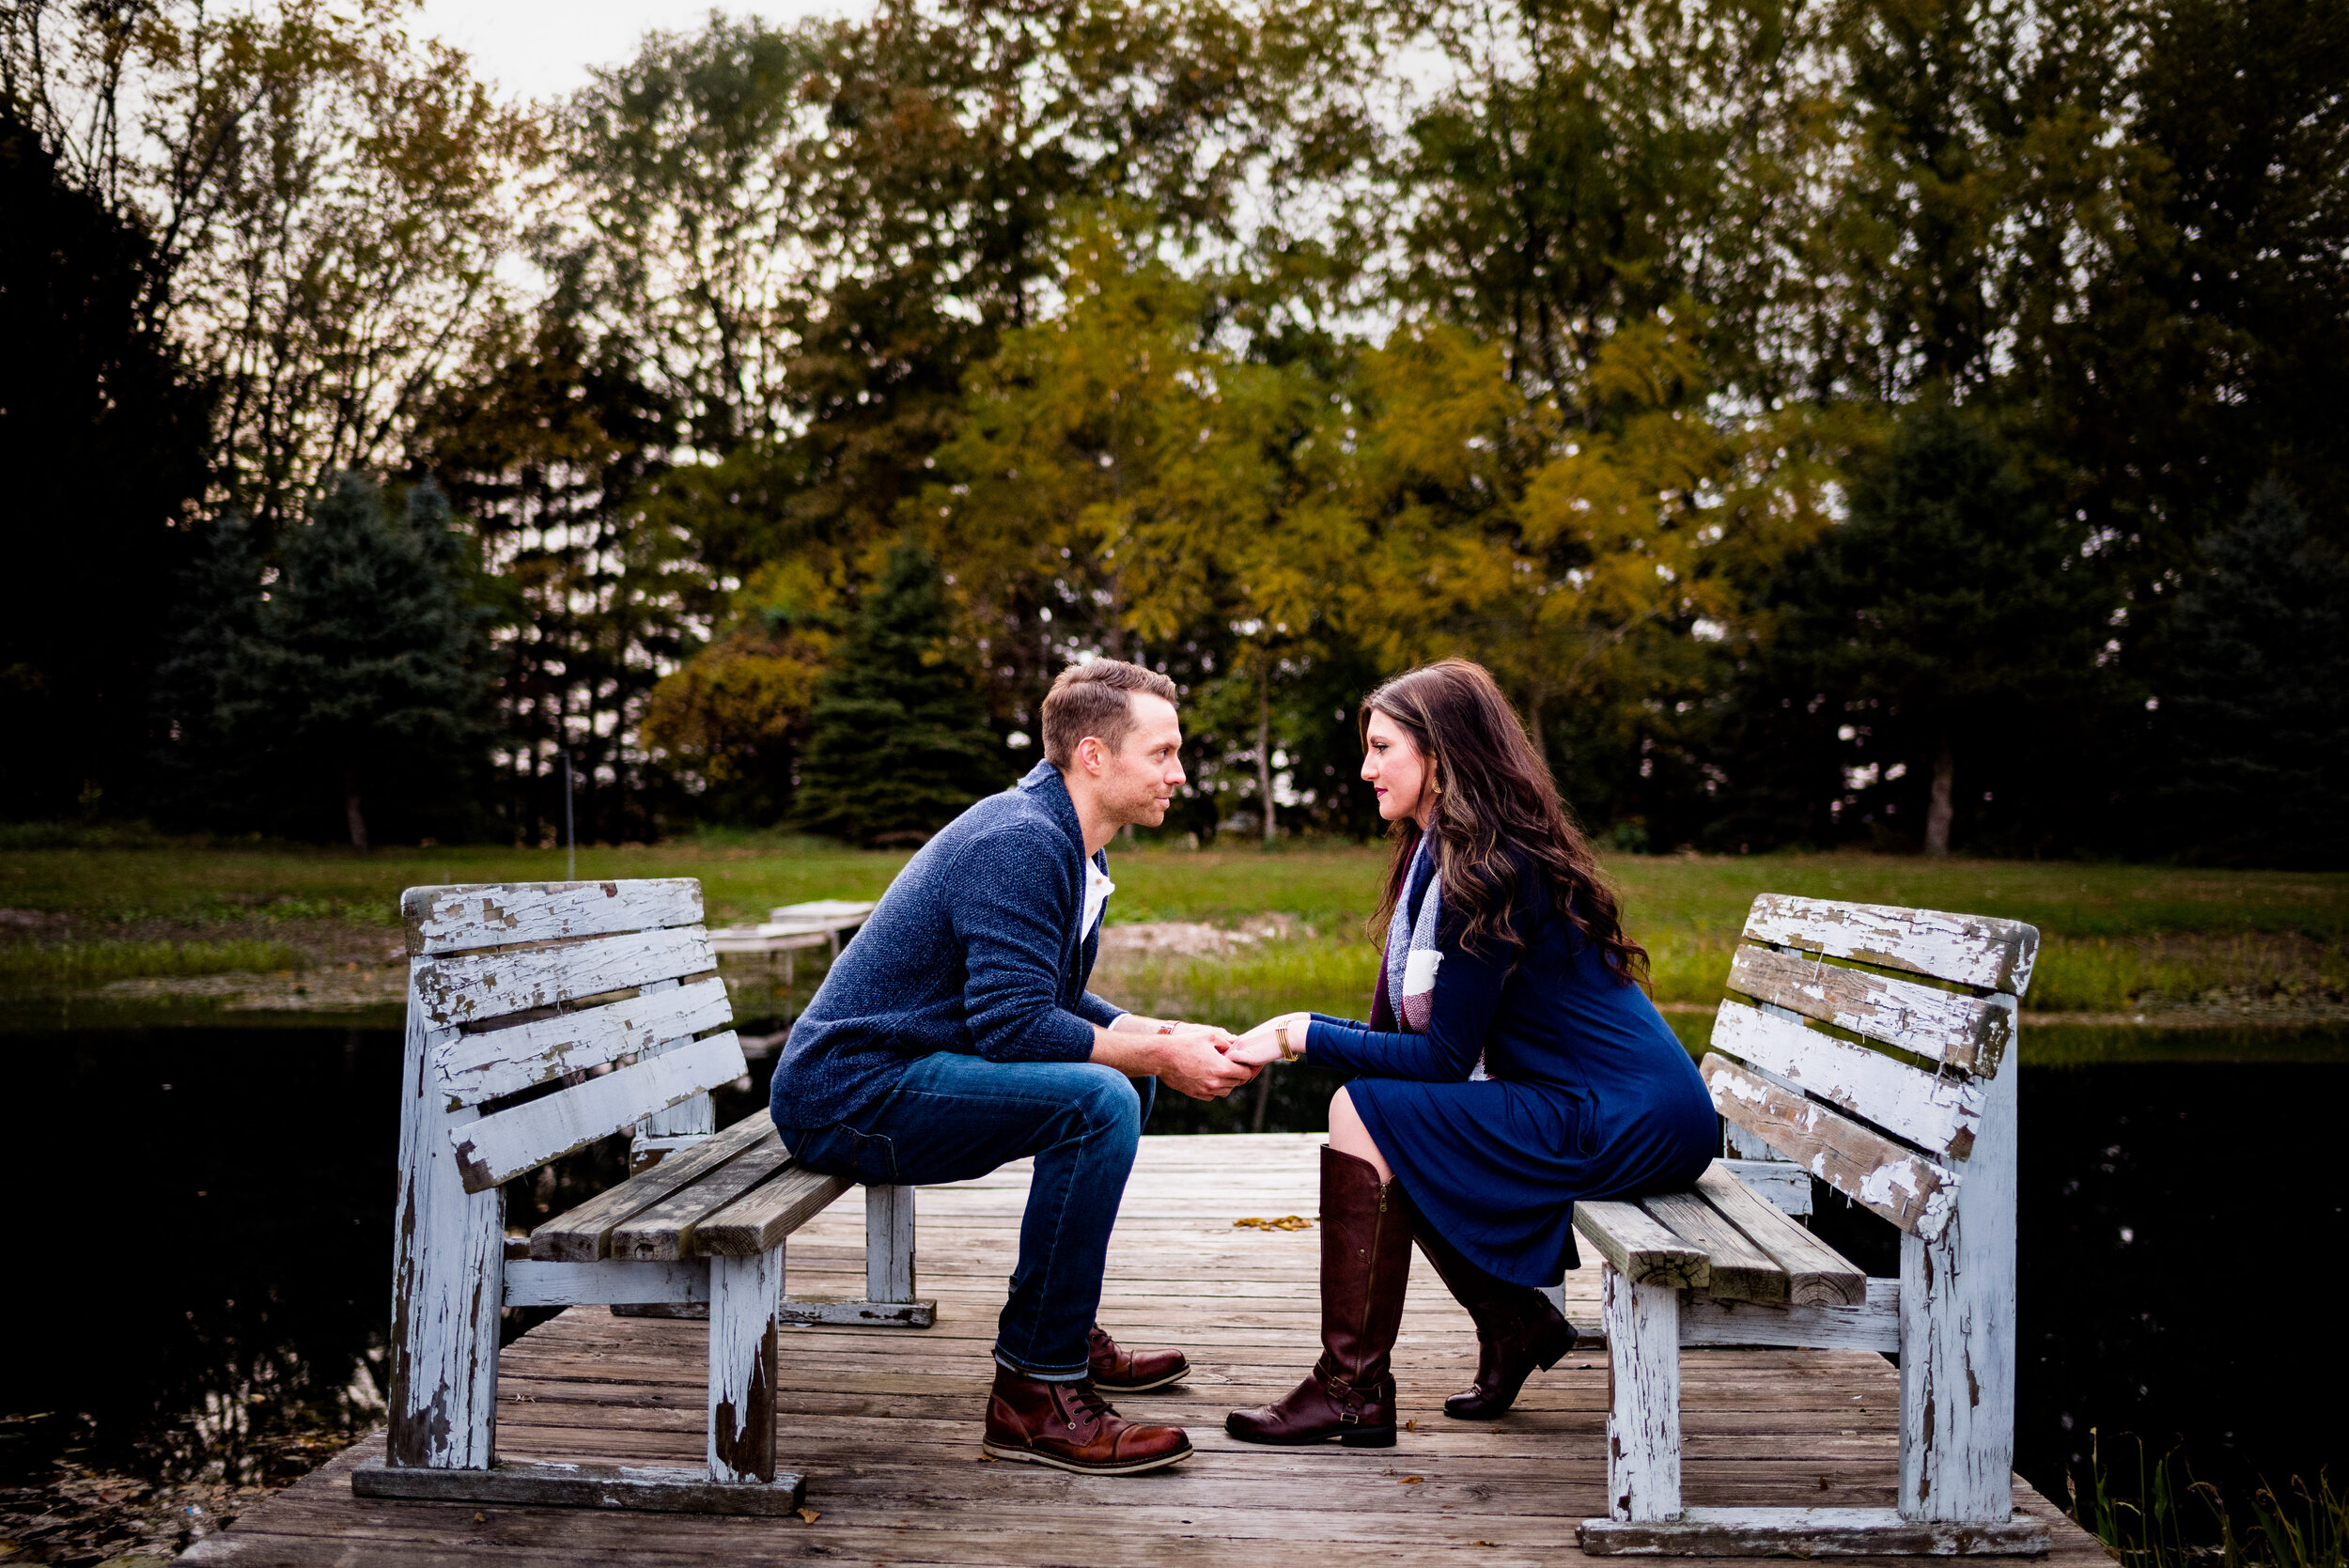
xmin=1712 ymin=1001 xmax=1984 ymax=1162
xmin=1604 ymin=1265 xmax=1683 ymax=1522
xmin=414 ymin=926 xmax=718 ymax=1031
xmin=451 ymin=1032 xmax=748 ymax=1194
xmin=866 ymin=1185 xmax=918 ymax=1303
xmin=433 ymin=976 xmax=734 ymax=1108
xmin=502 ymin=1260 xmax=709 ymax=1309
xmin=1692 ymin=1162 xmax=1864 ymax=1307
xmin=1728 ymin=945 xmax=2015 ymax=1078
xmin=529 ymin=1115 xmax=775 ymax=1263
xmin=1703 ymin=1054 xmax=1959 ymax=1241
xmin=1637 ymin=1191 xmax=1786 ymax=1306
xmin=404 ymin=880 xmax=706 ymax=957
xmin=708 ymin=1250 xmax=782 ymax=1483
xmin=350 ymin=1456 xmax=806 ymax=1514
xmin=386 ymin=965 xmax=505 ymax=1469
xmin=609 ymin=1141 xmax=794 ymax=1262
xmin=1743 ymin=895 xmax=2041 ymax=998
xmin=1901 ymin=1062 xmax=2021 ymax=1523
xmin=1575 ymin=1201 xmax=1710 ymax=1290
xmin=775 ymin=1297 xmax=939 ymax=1327
xmin=1716 ymin=1158 xmax=1811 ymax=1219
xmin=1579 ymin=1504 xmax=2052 ymax=1555
xmin=1679 ymin=1279 xmax=1900 ymax=1353
xmin=692 ymin=1166 xmax=857 ymax=1257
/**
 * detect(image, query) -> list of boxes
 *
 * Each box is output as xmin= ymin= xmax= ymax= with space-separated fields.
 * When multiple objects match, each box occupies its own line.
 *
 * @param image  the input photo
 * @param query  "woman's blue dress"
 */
xmin=1306 ymin=849 xmax=1717 ymax=1288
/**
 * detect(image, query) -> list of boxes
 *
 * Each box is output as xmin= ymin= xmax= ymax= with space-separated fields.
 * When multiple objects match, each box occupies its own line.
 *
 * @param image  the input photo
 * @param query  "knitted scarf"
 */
xmin=1371 ymin=831 xmax=1488 ymax=1079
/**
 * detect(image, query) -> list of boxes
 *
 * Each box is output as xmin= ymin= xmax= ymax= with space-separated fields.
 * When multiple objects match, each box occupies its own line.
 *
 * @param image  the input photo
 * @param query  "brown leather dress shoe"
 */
xmin=980 ymin=1365 xmax=1194 ymax=1475
xmin=1088 ymin=1325 xmax=1190 ymax=1393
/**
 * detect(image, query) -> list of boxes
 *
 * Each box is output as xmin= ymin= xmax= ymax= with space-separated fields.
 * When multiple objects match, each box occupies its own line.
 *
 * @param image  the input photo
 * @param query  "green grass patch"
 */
xmin=0 ymin=939 xmax=309 ymax=993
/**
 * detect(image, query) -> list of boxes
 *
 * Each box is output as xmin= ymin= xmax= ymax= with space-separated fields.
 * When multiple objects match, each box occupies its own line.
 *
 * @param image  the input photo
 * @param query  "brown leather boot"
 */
xmin=1088 ymin=1325 xmax=1190 ymax=1393
xmin=1225 ymin=1146 xmax=1413 ymax=1448
xmin=1412 ymin=1214 xmax=1575 ymax=1420
xmin=980 ymin=1365 xmax=1194 ymax=1474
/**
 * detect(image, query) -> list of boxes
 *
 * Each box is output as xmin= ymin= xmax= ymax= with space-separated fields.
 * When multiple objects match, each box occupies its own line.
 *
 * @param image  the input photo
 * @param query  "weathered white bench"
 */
xmin=1575 ymin=895 xmax=2050 ymax=1557
xmin=352 ymin=879 xmax=928 ymax=1514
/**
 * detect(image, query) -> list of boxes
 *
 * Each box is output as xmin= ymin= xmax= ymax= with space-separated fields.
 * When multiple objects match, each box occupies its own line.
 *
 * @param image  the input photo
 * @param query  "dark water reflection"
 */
xmin=2 ymin=1027 xmax=2338 ymax=1522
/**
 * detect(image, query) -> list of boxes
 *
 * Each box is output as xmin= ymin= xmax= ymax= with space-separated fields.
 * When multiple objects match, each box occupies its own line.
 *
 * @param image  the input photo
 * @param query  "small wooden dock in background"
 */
xmin=184 ymin=1134 xmax=2102 ymax=1567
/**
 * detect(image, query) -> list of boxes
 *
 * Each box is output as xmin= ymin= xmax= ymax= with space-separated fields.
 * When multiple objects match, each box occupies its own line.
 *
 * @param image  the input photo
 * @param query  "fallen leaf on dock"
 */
xmin=1232 ymin=1215 xmax=1315 ymax=1230
xmin=797 ymin=1508 xmax=821 ymax=1524
xmin=1401 ymin=1476 xmax=1424 ymax=1484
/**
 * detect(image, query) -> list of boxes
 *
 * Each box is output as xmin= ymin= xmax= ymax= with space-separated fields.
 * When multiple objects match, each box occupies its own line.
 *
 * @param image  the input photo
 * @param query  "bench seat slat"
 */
xmin=433 ymin=975 xmax=734 ymax=1107
xmin=1572 ymin=1200 xmax=1709 ymax=1289
xmin=694 ymin=1167 xmax=857 ymax=1258
xmin=1703 ymin=1053 xmax=1958 ymax=1240
xmin=1744 ymin=894 xmax=2040 ymax=996
xmin=405 ymin=879 xmax=707 ymax=956
xmin=415 ymin=926 xmax=716 ymax=1031
xmin=1693 ymin=1160 xmax=1864 ymax=1307
xmin=1727 ymin=945 xmax=2015 ymax=1077
xmin=1637 ymin=1190 xmax=1786 ymax=1305
xmin=610 ymin=1141 xmax=797 ymax=1262
xmin=451 ymin=1032 xmax=746 ymax=1194
xmin=1711 ymin=1001 xmax=1983 ymax=1162
xmin=529 ymin=1114 xmax=775 ymax=1261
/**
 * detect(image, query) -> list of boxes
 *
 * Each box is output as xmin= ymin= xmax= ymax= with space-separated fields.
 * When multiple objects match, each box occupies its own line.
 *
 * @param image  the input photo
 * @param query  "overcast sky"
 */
xmin=415 ymin=0 xmax=855 ymax=102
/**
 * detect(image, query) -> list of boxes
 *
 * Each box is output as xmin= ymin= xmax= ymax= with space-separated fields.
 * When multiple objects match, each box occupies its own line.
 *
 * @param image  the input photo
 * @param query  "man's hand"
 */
xmin=1149 ymin=1026 xmax=1259 ymax=1100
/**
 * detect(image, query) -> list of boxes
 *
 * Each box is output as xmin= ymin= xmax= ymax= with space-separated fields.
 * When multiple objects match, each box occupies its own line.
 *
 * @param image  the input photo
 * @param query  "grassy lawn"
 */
xmin=3 ymin=838 xmax=2343 ymax=1026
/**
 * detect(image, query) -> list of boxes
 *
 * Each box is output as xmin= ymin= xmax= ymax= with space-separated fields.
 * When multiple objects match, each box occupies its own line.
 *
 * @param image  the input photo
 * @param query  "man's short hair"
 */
xmin=1042 ymin=660 xmax=1179 ymax=768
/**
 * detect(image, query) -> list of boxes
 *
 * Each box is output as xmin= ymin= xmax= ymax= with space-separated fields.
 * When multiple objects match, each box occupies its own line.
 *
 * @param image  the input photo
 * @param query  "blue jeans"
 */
xmin=785 ymin=1051 xmax=1156 ymax=1379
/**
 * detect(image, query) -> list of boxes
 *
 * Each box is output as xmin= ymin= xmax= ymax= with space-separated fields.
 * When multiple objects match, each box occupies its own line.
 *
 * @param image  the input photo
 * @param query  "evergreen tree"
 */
xmin=795 ymin=544 xmax=1008 ymax=846
xmin=2158 ymin=481 xmax=2349 ymax=866
xmin=1713 ymin=409 xmax=2115 ymax=854
xmin=157 ymin=474 xmax=490 ymax=847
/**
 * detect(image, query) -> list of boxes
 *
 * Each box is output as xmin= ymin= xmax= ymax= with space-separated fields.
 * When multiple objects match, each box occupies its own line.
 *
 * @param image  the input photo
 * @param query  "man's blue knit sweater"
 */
xmin=767 ymin=761 xmax=1128 ymax=1134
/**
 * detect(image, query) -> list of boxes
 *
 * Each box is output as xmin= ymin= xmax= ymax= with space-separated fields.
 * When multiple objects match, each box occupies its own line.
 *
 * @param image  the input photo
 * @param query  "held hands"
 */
xmin=1227 ymin=1012 xmax=1314 ymax=1071
xmin=1151 ymin=1021 xmax=1258 ymax=1102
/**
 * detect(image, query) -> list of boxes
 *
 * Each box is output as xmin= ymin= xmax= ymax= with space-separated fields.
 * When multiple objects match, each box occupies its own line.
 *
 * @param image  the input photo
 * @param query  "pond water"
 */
xmin=2 ymin=1026 xmax=2340 ymax=1537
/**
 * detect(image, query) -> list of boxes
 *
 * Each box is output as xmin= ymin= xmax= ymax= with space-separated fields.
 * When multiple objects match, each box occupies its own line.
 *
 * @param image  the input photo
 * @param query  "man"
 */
xmin=769 ymin=659 xmax=1256 ymax=1476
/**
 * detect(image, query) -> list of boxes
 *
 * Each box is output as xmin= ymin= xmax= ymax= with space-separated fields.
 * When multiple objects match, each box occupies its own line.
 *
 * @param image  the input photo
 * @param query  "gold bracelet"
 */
xmin=1277 ymin=1021 xmax=1299 ymax=1063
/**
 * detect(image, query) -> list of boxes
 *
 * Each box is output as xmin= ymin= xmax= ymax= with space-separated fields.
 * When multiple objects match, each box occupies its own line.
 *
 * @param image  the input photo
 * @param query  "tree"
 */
xmin=0 ymin=107 xmax=212 ymax=821
xmin=159 ymin=474 xmax=490 ymax=846
xmin=1727 ymin=408 xmax=2113 ymax=854
xmin=794 ymin=543 xmax=1009 ymax=845
xmin=2156 ymin=481 xmax=2349 ymax=866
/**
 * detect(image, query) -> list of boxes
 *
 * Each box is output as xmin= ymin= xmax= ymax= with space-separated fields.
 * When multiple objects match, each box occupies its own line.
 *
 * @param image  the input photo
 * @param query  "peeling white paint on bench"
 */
xmin=1744 ymin=895 xmax=2040 ymax=997
xmin=1712 ymin=1001 xmax=1984 ymax=1162
xmin=433 ymin=975 xmax=734 ymax=1107
xmin=415 ymin=925 xmax=716 ymax=1030
xmin=1727 ymin=944 xmax=2016 ymax=1076
xmin=1679 ymin=1277 xmax=1900 ymax=1353
xmin=450 ymin=1031 xmax=747 ymax=1193
xmin=502 ymin=1258 xmax=709 ymax=1307
xmin=1703 ymin=1053 xmax=1958 ymax=1240
xmin=406 ymin=879 xmax=706 ymax=955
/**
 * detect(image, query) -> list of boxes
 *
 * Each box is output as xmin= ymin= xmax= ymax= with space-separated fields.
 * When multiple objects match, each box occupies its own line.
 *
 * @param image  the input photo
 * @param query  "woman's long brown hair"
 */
xmin=1363 ymin=659 xmax=1648 ymax=986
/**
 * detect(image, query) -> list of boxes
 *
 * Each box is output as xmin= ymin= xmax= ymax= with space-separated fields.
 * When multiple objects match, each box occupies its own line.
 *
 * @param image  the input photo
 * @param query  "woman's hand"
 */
xmin=1227 ymin=1012 xmax=1313 ymax=1070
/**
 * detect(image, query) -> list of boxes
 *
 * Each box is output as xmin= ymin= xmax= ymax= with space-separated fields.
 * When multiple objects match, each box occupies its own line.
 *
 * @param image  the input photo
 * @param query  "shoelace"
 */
xmin=1062 ymin=1381 xmax=1118 ymax=1426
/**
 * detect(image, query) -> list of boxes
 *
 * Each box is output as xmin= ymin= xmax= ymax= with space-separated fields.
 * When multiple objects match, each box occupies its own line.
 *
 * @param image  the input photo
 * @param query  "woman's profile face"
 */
xmin=1362 ymin=708 xmax=1433 ymax=825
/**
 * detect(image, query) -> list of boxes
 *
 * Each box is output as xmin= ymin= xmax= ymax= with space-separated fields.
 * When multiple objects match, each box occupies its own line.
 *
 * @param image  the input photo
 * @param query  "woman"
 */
xmin=1222 ymin=660 xmax=1716 ymax=1449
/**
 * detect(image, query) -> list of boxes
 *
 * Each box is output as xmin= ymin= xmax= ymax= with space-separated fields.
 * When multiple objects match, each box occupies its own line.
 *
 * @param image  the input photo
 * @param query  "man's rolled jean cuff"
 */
xmin=995 ymin=1347 xmax=1088 ymax=1382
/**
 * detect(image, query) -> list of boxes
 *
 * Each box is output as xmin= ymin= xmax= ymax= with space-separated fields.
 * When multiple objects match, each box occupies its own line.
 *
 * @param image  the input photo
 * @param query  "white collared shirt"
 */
xmin=1081 ymin=857 xmax=1115 ymax=940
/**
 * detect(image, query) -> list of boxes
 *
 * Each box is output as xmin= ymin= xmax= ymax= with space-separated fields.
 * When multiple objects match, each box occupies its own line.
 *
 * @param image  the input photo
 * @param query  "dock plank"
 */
xmin=185 ymin=1133 xmax=2105 ymax=1566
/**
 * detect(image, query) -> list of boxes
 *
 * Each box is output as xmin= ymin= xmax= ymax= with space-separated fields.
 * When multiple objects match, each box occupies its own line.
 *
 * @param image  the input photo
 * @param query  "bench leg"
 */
xmin=1602 ymin=1263 xmax=1683 ymax=1523
xmin=1900 ymin=1062 xmax=2020 ymax=1522
xmin=867 ymin=1183 xmax=917 ymax=1301
xmin=387 ymin=989 xmax=505 ymax=1469
xmin=708 ymin=1249 xmax=783 ymax=1483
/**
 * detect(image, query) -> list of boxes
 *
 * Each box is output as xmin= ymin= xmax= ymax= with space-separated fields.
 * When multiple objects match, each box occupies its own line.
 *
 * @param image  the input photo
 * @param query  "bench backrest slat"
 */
xmin=1702 ymin=1052 xmax=1960 ymax=1238
xmin=405 ymin=879 xmax=706 ymax=956
xmin=414 ymin=924 xmax=715 ymax=1031
xmin=1742 ymin=894 xmax=2038 ymax=997
xmin=1725 ymin=945 xmax=2015 ymax=1077
xmin=1707 ymin=893 xmax=2037 ymax=1241
xmin=433 ymin=975 xmax=734 ymax=1108
xmin=1712 ymin=1001 xmax=1984 ymax=1162
xmin=450 ymin=1029 xmax=747 ymax=1193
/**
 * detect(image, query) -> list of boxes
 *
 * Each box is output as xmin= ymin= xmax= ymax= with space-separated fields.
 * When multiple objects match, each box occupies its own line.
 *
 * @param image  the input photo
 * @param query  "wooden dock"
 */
xmin=184 ymin=1133 xmax=2101 ymax=1566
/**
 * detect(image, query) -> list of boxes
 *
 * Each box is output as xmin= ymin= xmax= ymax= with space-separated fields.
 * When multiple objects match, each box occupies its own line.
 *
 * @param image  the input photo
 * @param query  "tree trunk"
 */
xmin=1924 ymin=737 xmax=1954 ymax=857
xmin=344 ymin=760 xmax=371 ymax=854
xmin=1257 ymin=658 xmax=1276 ymax=846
